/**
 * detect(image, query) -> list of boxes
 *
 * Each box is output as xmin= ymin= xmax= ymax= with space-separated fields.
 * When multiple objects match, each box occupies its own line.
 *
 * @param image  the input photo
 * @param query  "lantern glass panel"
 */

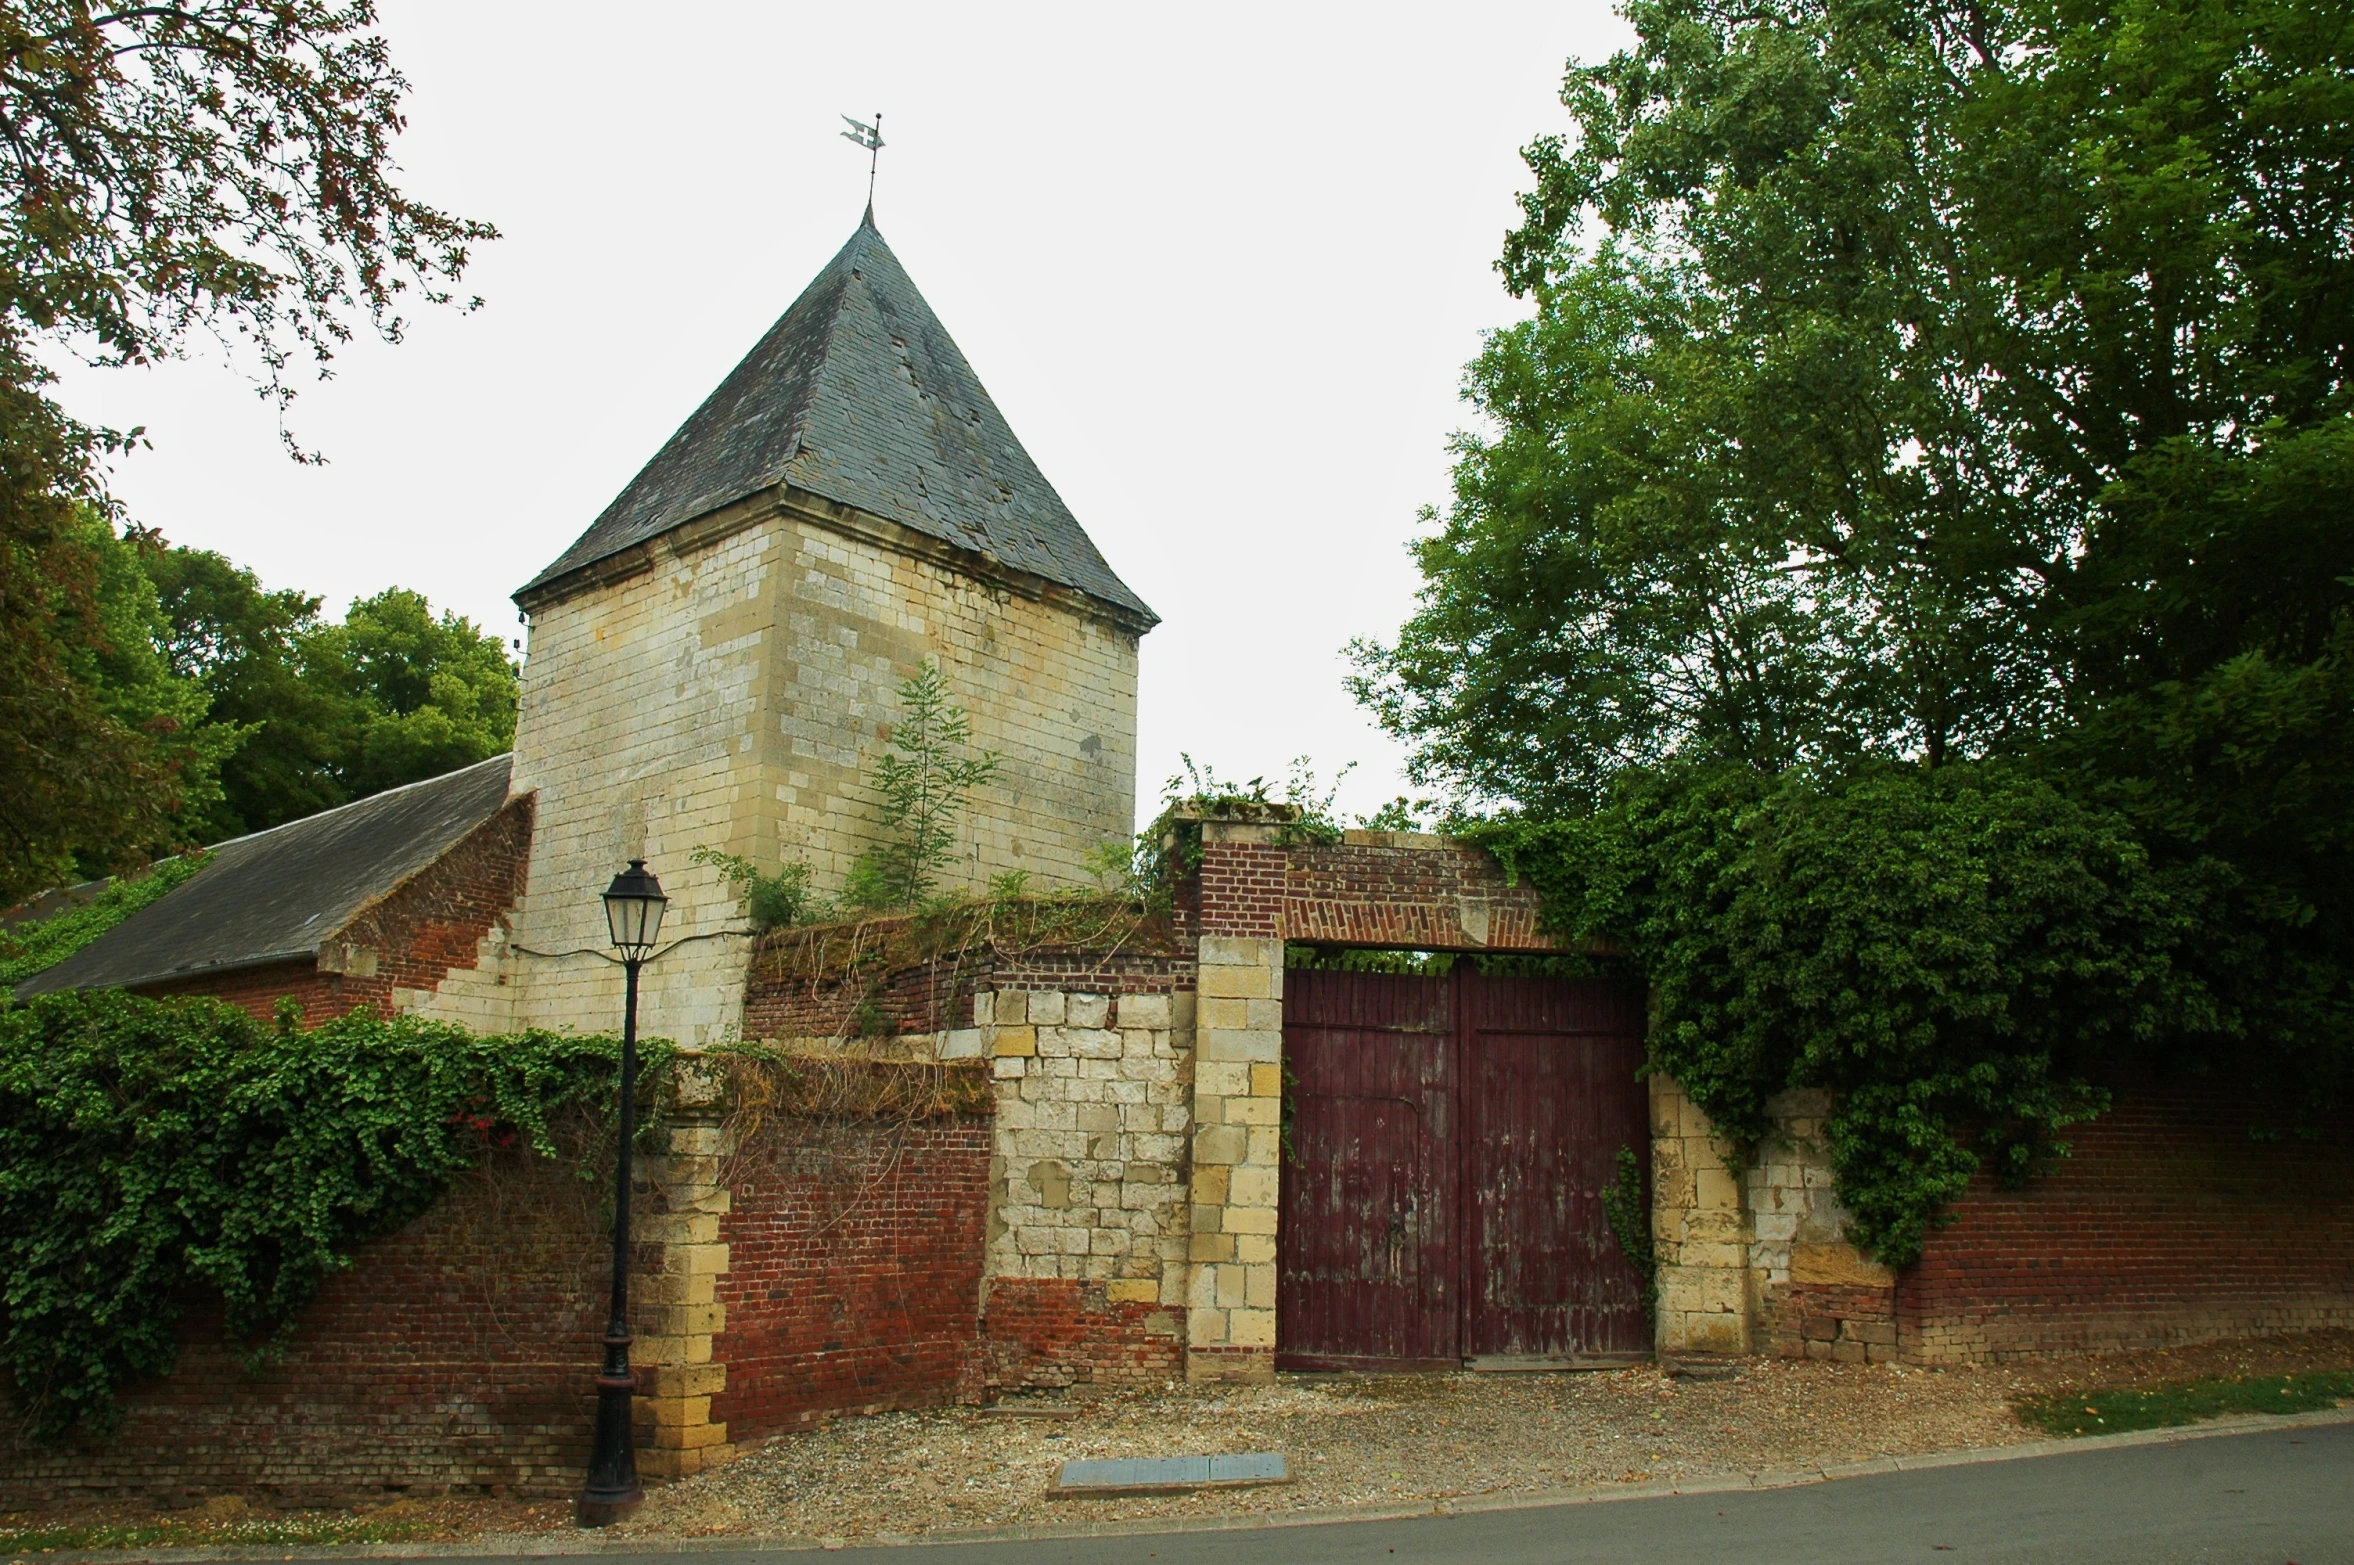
xmin=601 ymin=860 xmax=667 ymax=954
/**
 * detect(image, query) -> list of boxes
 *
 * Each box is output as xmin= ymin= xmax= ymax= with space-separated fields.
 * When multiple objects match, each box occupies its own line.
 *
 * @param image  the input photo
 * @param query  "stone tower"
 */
xmin=482 ymin=217 xmax=1156 ymax=1043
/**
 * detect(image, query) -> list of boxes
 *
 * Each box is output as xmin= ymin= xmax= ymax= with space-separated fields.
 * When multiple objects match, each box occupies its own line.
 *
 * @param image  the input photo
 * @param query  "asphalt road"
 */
xmin=553 ymin=1421 xmax=2354 ymax=1565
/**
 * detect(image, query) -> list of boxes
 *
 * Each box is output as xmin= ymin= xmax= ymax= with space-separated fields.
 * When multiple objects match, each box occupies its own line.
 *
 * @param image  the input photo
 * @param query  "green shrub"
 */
xmin=1476 ymin=760 xmax=2201 ymax=1266
xmin=691 ymin=846 xmax=827 ymax=930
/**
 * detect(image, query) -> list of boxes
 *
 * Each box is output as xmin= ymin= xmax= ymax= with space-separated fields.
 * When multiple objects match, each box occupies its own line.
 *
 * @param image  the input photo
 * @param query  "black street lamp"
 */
xmin=579 ymin=858 xmax=667 ymax=1527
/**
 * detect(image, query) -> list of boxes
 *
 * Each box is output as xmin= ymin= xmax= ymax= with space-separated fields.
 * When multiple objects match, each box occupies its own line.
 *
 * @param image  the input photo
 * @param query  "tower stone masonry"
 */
xmin=425 ymin=218 xmax=1156 ymax=1044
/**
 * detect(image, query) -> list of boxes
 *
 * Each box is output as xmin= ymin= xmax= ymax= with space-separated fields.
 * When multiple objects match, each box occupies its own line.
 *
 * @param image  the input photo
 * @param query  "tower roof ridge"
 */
xmin=520 ymin=222 xmax=1154 ymax=625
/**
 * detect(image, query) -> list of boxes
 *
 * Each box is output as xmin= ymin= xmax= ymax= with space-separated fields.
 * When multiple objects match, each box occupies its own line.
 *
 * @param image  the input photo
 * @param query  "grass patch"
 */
xmin=0 ymin=1515 xmax=436 ymax=1553
xmin=2014 ymin=1369 xmax=2354 ymax=1437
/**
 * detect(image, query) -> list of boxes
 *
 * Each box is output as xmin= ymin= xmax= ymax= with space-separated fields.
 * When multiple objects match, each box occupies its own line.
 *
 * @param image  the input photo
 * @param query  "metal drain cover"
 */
xmin=1049 ymin=1452 xmax=1291 ymax=1498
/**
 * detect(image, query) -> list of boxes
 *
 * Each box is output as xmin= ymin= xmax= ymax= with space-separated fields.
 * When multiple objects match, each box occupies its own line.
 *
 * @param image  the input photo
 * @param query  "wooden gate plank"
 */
xmin=1276 ymin=971 xmax=1456 ymax=1370
xmin=1462 ymin=974 xmax=1651 ymax=1359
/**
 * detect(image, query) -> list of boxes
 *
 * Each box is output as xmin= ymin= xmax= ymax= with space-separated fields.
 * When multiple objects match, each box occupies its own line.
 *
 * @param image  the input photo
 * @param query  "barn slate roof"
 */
xmin=14 ymin=754 xmax=516 ymax=999
xmin=518 ymin=219 xmax=1155 ymax=625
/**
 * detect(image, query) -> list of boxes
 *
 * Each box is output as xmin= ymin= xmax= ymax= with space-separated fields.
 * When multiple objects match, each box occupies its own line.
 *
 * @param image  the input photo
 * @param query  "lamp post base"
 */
xmin=576 ymin=1493 xmax=643 ymax=1529
xmin=577 ymin=1350 xmax=643 ymax=1527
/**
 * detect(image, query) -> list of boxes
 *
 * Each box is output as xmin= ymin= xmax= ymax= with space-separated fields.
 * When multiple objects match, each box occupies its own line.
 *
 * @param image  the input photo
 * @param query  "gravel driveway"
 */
xmin=626 ymin=1331 xmax=2354 ymax=1547
xmin=624 ymin=1359 xmax=2026 ymax=1544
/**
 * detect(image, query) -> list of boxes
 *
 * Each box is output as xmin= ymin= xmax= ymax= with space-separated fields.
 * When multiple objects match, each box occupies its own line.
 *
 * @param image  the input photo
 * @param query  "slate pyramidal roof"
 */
xmin=520 ymin=218 xmax=1156 ymax=627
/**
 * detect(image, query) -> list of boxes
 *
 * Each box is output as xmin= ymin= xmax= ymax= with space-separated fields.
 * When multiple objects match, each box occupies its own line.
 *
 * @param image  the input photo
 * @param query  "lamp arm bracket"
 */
xmin=509 ymin=929 xmax=756 ymax=966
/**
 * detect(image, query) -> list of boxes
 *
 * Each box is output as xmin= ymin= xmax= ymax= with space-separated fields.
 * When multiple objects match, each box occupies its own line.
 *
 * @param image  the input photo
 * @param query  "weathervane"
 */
xmin=841 ymin=112 xmax=884 ymax=219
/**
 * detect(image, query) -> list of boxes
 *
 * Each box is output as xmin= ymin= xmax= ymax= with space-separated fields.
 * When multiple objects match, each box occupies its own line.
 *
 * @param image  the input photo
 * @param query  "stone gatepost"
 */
xmin=1185 ymin=817 xmax=1289 ymax=1381
xmin=635 ymin=1064 xmax=735 ymax=1479
xmin=1648 ymin=1074 xmax=1753 ymax=1357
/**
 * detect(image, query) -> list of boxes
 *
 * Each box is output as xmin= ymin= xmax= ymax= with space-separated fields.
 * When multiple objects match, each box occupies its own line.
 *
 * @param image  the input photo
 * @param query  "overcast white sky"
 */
xmin=51 ymin=3 xmax=1633 ymax=830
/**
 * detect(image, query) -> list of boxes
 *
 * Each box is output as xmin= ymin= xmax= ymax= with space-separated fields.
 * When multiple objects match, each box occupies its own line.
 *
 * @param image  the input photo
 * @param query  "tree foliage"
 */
xmin=0 ymin=992 xmax=641 ymax=1442
xmin=1 ymin=525 xmax=517 ymax=900
xmin=0 ymin=0 xmax=493 ymax=416
xmin=0 ymin=1 xmax=491 ymax=901
xmin=148 ymin=563 xmax=517 ymax=842
xmin=1357 ymin=0 xmax=2353 ymax=1253
xmin=0 ymin=508 xmax=225 ymax=901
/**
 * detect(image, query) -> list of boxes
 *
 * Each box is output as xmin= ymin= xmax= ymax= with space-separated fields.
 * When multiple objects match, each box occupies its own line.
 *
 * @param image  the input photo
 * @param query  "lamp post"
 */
xmin=579 ymin=859 xmax=667 ymax=1527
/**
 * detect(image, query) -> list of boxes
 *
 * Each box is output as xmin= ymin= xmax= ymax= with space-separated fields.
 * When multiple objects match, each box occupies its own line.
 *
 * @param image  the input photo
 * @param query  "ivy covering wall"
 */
xmin=0 ymin=992 xmax=648 ymax=1442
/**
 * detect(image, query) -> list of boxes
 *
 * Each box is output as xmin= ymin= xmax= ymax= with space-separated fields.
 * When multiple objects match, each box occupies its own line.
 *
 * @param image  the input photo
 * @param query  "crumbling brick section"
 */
xmin=138 ymin=796 xmax=534 ymax=1027
xmin=711 ymin=1118 xmax=994 ymax=1441
xmin=0 ymin=1145 xmax=608 ymax=1509
xmin=980 ymin=1278 xmax=1183 ymax=1389
xmin=1284 ymin=835 xmax=1567 ymax=952
xmin=1778 ymin=1284 xmax=1899 ymax=1363
xmin=740 ymin=918 xmax=1191 ymax=1043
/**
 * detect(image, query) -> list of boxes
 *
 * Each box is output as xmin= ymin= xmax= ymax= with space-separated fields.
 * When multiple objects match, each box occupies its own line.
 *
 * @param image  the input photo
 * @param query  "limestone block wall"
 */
xmin=762 ymin=499 xmax=1142 ymax=897
xmin=1648 ymin=1074 xmax=1751 ymax=1357
xmin=978 ymin=987 xmax=1195 ymax=1304
xmin=1651 ymin=1084 xmax=1906 ymax=1364
xmin=1747 ymin=1091 xmax=1897 ymax=1364
xmin=504 ymin=517 xmax=776 ymax=1046
xmin=502 ymin=493 xmax=1144 ymax=1041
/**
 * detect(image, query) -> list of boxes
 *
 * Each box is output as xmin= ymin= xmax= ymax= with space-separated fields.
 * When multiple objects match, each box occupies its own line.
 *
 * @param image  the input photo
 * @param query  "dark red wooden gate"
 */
xmin=1276 ymin=969 xmax=1649 ymax=1370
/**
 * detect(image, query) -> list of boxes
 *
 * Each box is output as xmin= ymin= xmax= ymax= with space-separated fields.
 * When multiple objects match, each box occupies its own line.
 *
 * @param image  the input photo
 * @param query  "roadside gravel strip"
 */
xmin=15 ymin=1332 xmax=2352 ymax=1560
xmin=24 ymin=1408 xmax=2354 ymax=1563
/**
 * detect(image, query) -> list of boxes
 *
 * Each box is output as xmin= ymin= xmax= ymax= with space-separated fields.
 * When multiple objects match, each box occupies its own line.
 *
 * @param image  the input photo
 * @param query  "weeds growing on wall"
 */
xmin=0 ymin=991 xmax=656 ymax=1442
xmin=1600 ymin=1144 xmax=1657 ymax=1325
xmin=752 ymin=890 xmax=1179 ymax=1044
xmin=691 ymin=847 xmax=826 ymax=931
xmin=1098 ymin=756 xmax=1355 ymax=912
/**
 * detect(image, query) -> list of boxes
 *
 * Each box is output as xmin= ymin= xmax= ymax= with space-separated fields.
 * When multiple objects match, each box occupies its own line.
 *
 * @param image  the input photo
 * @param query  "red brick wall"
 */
xmin=0 ymin=1145 xmax=609 ymax=1508
xmin=739 ymin=944 xmax=973 ymax=1041
xmin=1756 ymin=1085 xmax=2354 ymax=1365
xmin=1197 ymin=836 xmax=1285 ymax=938
xmin=142 ymin=957 xmax=363 ymax=1030
xmin=137 ymin=796 xmax=533 ymax=1027
xmin=980 ymin=1279 xmax=1183 ymax=1390
xmin=711 ymin=1119 xmax=994 ymax=1439
xmin=1898 ymin=1087 xmax=2354 ymax=1362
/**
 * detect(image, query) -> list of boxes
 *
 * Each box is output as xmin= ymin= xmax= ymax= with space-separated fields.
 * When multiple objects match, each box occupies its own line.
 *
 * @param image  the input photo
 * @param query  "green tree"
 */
xmin=145 ymin=544 xmax=343 ymax=839
xmin=0 ymin=1 xmax=493 ymax=899
xmin=0 ymin=507 xmax=230 ymax=901
xmin=1360 ymin=0 xmax=2353 ymax=1251
xmin=1358 ymin=0 xmax=2354 ymax=804
xmin=147 ymin=565 xmax=517 ymax=838
xmin=312 ymin=588 xmax=516 ymax=802
xmin=842 ymin=661 xmax=999 ymax=912
xmin=0 ymin=375 xmax=179 ymax=902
